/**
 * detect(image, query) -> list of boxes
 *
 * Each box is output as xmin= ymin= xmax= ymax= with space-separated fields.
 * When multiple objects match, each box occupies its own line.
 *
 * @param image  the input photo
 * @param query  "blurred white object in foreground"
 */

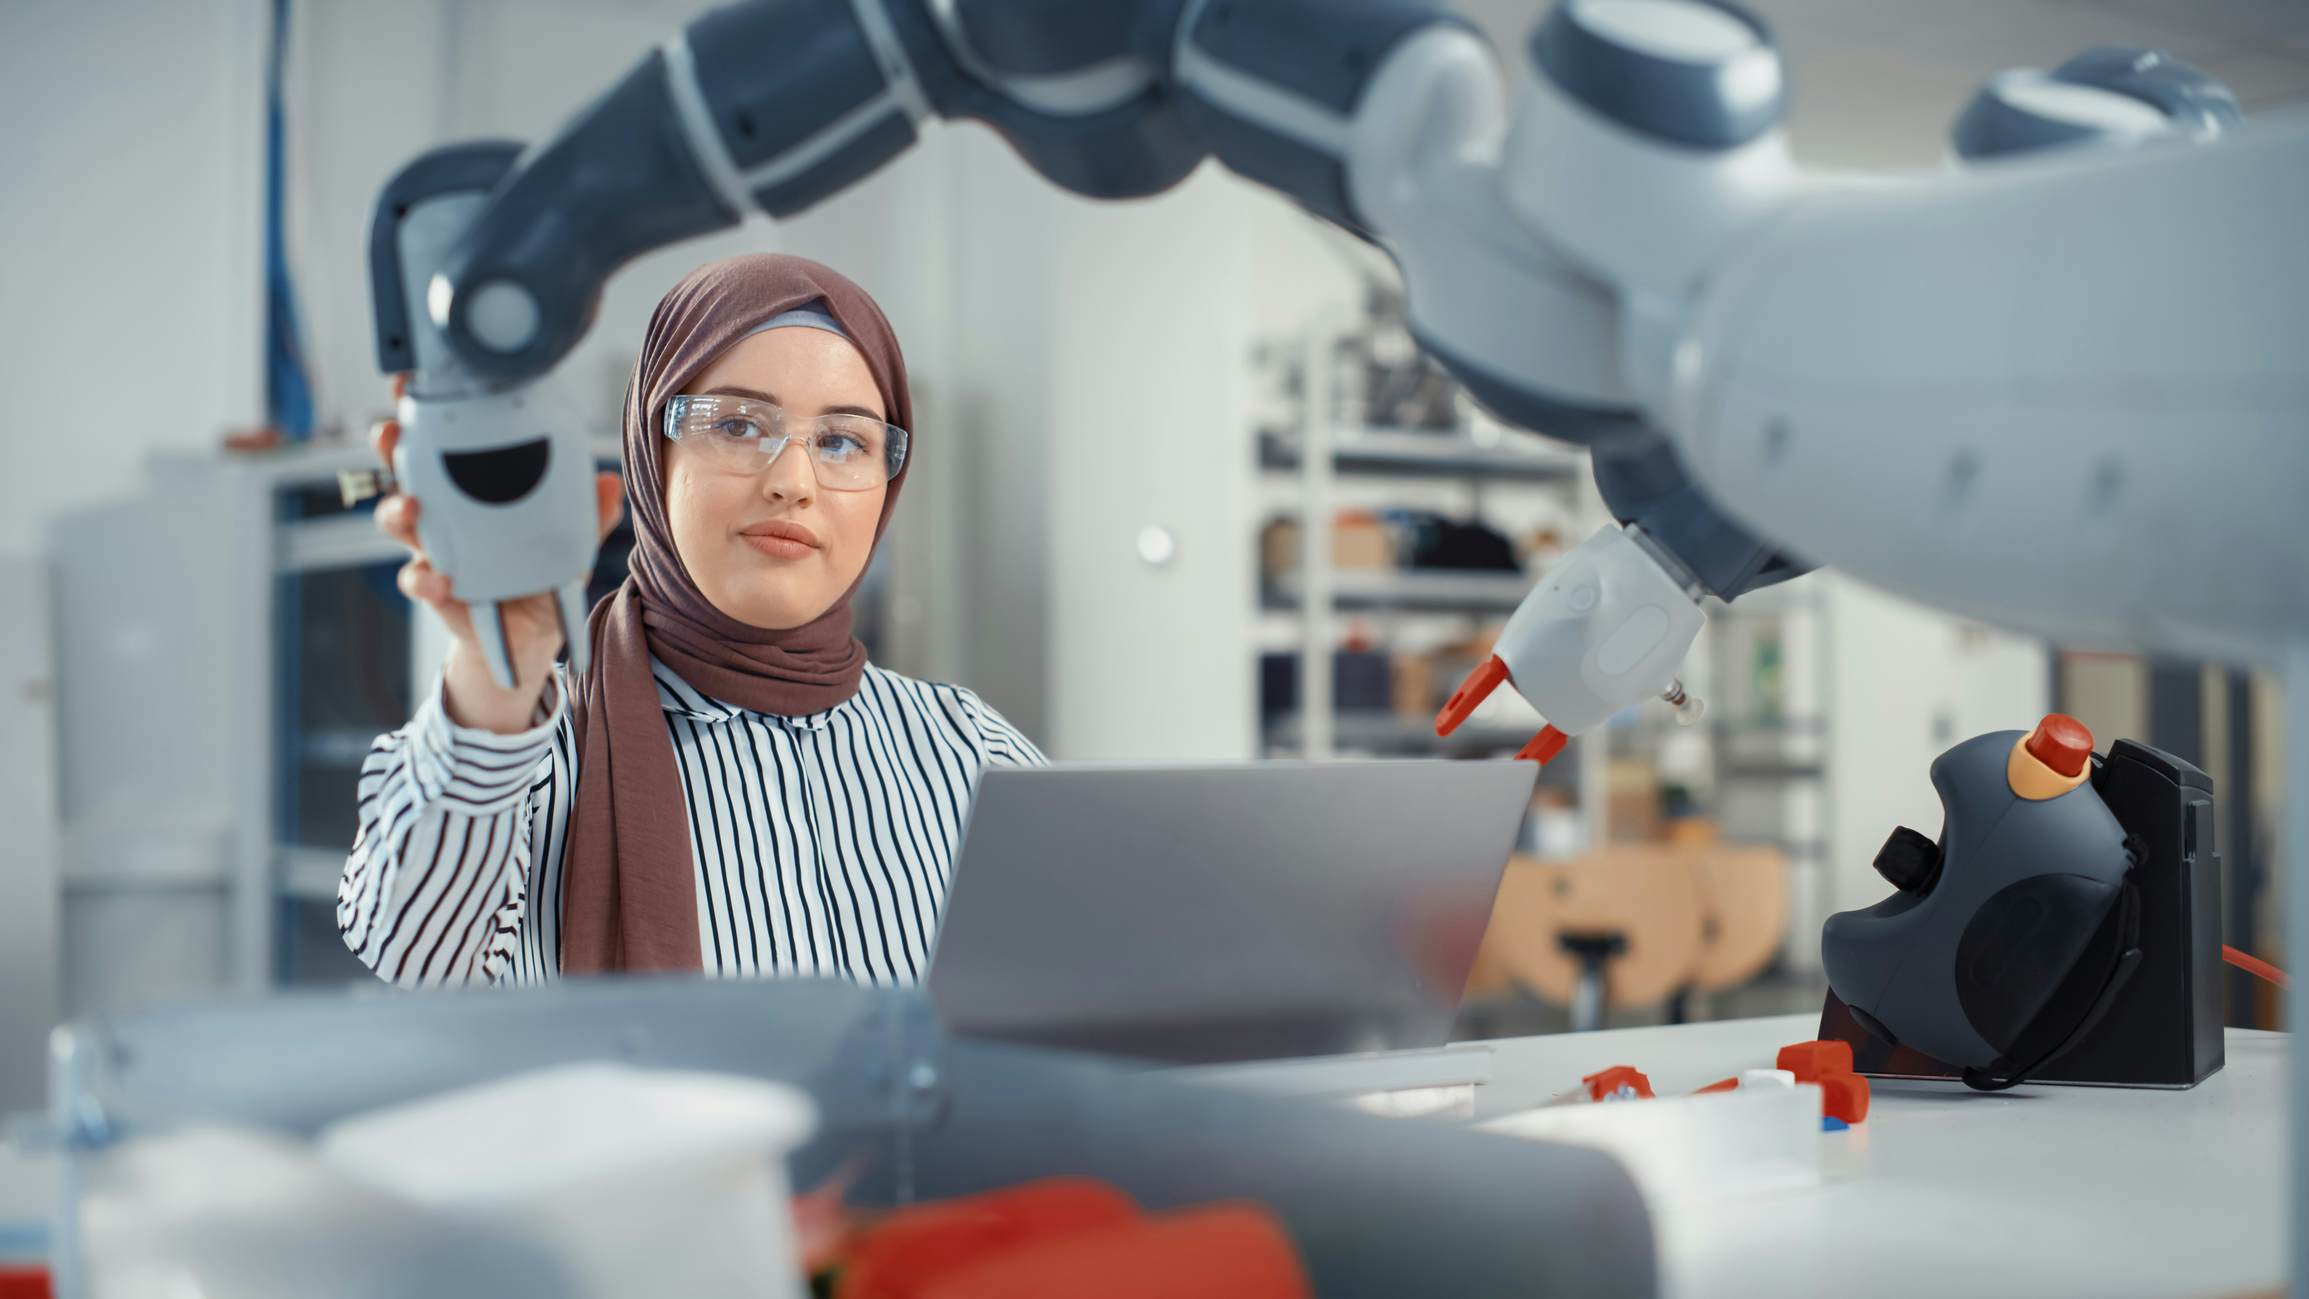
xmin=82 ymin=1063 xmax=815 ymax=1299
xmin=319 ymin=1063 xmax=816 ymax=1299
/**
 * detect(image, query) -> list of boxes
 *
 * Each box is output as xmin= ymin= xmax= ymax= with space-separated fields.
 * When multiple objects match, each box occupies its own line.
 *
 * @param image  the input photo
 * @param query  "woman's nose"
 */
xmin=760 ymin=440 xmax=816 ymax=503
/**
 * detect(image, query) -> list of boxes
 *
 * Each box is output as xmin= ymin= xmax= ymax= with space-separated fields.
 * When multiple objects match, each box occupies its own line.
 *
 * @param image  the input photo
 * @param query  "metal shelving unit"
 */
xmin=1253 ymin=311 xmax=1600 ymax=789
xmin=1701 ymin=585 xmax=1837 ymax=973
xmin=1258 ymin=428 xmax=1584 ymax=483
xmin=1262 ymin=569 xmax=1532 ymax=615
xmin=1249 ymin=302 xmax=1841 ymax=987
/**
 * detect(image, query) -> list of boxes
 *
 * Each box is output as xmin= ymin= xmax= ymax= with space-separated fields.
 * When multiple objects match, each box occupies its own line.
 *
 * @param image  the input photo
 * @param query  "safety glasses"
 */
xmin=663 ymin=393 xmax=908 ymax=491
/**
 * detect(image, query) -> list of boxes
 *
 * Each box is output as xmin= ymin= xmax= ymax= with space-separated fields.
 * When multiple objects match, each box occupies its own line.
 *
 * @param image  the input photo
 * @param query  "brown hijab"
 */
xmin=560 ymin=254 xmax=914 ymax=973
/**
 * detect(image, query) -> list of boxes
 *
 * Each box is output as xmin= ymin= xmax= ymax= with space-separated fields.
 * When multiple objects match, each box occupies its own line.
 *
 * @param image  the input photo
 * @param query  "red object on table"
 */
xmin=839 ymin=1178 xmax=1142 ymax=1299
xmin=919 ymin=1205 xmax=1311 ymax=1299
xmin=1581 ymin=1065 xmax=1655 ymax=1101
xmin=1777 ymin=1038 xmax=1871 ymax=1124
xmin=0 ymin=1267 xmax=51 ymax=1299
xmin=1817 ymin=1073 xmax=1871 ymax=1125
xmin=1775 ymin=1039 xmax=1855 ymax=1082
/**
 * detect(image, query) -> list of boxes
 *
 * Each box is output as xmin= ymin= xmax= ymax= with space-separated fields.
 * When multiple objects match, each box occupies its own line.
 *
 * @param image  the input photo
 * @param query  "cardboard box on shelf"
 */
xmin=1390 ymin=653 xmax=1436 ymax=721
xmin=1605 ymin=758 xmax=1664 ymax=843
xmin=1259 ymin=514 xmax=1396 ymax=574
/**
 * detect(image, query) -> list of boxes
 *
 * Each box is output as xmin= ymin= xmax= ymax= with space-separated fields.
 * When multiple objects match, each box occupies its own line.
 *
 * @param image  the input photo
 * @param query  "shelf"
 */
xmin=1259 ymin=429 xmax=1584 ymax=483
xmin=1714 ymin=717 xmax=1829 ymax=736
xmin=1716 ymin=757 xmax=1828 ymax=782
xmin=1264 ymin=569 xmax=1530 ymax=614
xmin=277 ymin=514 xmax=402 ymax=574
xmin=300 ymin=727 xmax=385 ymax=768
xmin=277 ymin=847 xmax=344 ymax=902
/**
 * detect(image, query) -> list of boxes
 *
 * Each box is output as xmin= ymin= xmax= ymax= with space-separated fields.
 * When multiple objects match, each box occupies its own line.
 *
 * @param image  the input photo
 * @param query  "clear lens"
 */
xmin=665 ymin=394 xmax=908 ymax=491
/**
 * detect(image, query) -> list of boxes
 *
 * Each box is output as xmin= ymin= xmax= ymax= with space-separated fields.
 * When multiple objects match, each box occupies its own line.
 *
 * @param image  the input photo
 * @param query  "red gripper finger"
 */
xmin=1515 ymin=725 xmax=1570 ymax=765
xmin=1436 ymin=655 xmax=1510 ymax=737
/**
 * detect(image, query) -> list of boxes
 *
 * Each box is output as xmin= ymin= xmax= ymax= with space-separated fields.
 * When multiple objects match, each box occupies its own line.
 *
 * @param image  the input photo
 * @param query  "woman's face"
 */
xmin=664 ymin=326 xmax=891 ymax=630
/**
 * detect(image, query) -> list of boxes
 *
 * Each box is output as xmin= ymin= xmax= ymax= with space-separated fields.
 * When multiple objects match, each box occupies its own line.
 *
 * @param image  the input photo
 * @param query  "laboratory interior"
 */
xmin=0 ymin=0 xmax=2303 ymax=1295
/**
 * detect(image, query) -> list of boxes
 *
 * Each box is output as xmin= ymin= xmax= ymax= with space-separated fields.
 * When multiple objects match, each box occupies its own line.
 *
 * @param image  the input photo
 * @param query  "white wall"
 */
xmin=1822 ymin=574 xmax=2050 ymax=923
xmin=0 ymin=0 xmax=266 ymax=556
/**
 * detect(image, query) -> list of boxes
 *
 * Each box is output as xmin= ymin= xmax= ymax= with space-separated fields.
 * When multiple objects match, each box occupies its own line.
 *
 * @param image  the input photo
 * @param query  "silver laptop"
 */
xmin=926 ymin=761 xmax=1538 ymax=1064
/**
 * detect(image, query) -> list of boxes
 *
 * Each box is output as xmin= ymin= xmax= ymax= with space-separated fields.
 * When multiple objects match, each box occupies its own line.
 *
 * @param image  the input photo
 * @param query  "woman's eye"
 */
xmin=815 ymin=431 xmax=869 ymax=460
xmin=708 ymin=419 xmax=763 ymax=443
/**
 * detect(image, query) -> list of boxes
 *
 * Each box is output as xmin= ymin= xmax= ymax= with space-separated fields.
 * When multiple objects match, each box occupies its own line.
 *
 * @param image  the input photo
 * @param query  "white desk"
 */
xmin=1467 ymin=1013 xmax=2287 ymax=1299
xmin=2 ymin=1014 xmax=2285 ymax=1298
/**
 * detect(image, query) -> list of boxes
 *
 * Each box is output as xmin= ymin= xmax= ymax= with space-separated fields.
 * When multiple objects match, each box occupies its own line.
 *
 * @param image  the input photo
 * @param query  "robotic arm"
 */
xmin=369 ymin=0 xmax=2306 ymax=737
xmin=370 ymin=0 xmax=1794 ymax=707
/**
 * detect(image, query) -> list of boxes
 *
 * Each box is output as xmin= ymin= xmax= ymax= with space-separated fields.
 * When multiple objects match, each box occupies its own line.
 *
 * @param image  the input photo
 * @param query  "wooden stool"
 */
xmin=1474 ymin=852 xmax=1706 ymax=1029
xmin=1686 ymin=843 xmax=1788 ymax=994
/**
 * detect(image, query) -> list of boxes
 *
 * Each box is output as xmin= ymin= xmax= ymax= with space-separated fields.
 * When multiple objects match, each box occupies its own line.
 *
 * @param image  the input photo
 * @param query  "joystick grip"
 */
xmin=1873 ymin=825 xmax=1943 ymax=893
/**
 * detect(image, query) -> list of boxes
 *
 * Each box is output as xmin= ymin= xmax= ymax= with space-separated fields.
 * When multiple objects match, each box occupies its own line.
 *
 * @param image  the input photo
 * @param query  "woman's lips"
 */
xmin=739 ymin=519 xmax=821 ymax=561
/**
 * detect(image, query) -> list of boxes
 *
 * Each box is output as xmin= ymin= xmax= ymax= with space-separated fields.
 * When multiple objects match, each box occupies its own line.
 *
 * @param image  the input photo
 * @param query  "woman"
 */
xmin=338 ymin=254 xmax=1043 ymax=989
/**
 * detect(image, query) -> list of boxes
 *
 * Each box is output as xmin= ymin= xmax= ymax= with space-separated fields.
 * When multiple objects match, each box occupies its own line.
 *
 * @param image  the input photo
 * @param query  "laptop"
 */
xmin=926 ymin=761 xmax=1538 ymax=1064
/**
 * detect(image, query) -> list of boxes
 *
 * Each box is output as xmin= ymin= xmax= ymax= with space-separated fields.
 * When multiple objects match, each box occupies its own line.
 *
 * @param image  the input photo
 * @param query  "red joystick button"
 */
xmin=2024 ymin=713 xmax=2093 ymax=778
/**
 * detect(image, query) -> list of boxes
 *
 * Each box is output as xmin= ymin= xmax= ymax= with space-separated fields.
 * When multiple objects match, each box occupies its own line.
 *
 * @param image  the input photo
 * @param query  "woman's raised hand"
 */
xmin=371 ymin=387 xmax=624 ymax=732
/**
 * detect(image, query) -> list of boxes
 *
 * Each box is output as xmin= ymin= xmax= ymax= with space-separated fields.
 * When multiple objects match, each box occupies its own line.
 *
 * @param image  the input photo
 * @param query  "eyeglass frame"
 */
xmin=661 ymin=392 xmax=910 ymax=491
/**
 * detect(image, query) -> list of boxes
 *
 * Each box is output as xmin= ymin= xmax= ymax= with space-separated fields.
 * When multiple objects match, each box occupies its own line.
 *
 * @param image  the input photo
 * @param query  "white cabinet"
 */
xmin=45 ymin=442 xmax=626 ymax=1010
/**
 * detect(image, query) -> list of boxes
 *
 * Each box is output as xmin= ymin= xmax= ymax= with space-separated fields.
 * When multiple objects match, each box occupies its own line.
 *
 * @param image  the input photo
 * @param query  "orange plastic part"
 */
xmin=1436 ymin=655 xmax=1509 ymax=737
xmin=1693 ymin=1076 xmax=1739 ymax=1095
xmin=1775 ymin=1040 xmax=1855 ymax=1083
xmin=1818 ymin=1073 xmax=1871 ymax=1125
xmin=839 ymin=1178 xmax=1141 ymax=1299
xmin=919 ymin=1205 xmax=1312 ymax=1299
xmin=1515 ymin=725 xmax=1570 ymax=765
xmin=1582 ymin=1065 xmax=1655 ymax=1100
xmin=1774 ymin=1038 xmax=1870 ymax=1123
xmin=2224 ymin=945 xmax=2290 ymax=990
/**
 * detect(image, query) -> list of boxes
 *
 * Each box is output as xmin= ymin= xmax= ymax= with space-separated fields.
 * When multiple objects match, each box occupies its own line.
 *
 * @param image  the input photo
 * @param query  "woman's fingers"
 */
xmin=396 ymin=556 xmax=455 ymax=609
xmin=371 ymin=417 xmax=400 ymax=470
xmin=595 ymin=472 xmax=625 ymax=541
xmin=374 ymin=492 xmax=421 ymax=550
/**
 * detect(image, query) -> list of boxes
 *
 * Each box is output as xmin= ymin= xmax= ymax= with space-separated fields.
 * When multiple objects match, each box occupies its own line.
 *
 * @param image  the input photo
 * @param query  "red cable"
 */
xmin=2222 ymin=945 xmax=2289 ymax=990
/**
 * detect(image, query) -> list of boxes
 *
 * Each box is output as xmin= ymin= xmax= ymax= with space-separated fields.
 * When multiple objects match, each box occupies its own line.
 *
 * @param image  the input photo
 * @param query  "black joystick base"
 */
xmin=1820 ymin=739 xmax=2227 ymax=1089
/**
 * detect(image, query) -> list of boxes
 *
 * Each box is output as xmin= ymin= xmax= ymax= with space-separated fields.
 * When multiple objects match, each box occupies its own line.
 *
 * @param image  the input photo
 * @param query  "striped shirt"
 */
xmin=337 ymin=659 xmax=1045 ymax=989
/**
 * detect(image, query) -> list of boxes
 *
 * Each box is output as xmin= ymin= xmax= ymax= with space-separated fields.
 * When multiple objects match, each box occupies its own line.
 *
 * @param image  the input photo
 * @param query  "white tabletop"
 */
xmin=1467 ymin=1013 xmax=2287 ymax=1299
xmin=1 ymin=1014 xmax=2285 ymax=1297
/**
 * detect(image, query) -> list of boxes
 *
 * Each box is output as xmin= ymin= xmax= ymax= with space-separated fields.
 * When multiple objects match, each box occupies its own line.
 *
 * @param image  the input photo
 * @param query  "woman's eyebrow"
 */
xmin=704 ymin=385 xmax=883 ymax=421
xmin=705 ymin=384 xmax=779 ymax=404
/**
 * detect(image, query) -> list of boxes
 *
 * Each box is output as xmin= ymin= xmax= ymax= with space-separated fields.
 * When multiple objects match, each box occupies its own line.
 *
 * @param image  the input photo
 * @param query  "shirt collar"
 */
xmin=650 ymin=657 xmax=845 ymax=731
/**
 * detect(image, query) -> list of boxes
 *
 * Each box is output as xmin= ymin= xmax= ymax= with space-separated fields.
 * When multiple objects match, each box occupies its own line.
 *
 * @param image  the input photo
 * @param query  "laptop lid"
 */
xmin=927 ymin=761 xmax=1536 ymax=1064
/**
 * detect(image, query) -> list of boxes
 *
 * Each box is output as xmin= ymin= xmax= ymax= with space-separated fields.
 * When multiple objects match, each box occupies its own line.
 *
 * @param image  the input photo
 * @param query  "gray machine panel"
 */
xmin=928 ymin=760 xmax=1537 ymax=1062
